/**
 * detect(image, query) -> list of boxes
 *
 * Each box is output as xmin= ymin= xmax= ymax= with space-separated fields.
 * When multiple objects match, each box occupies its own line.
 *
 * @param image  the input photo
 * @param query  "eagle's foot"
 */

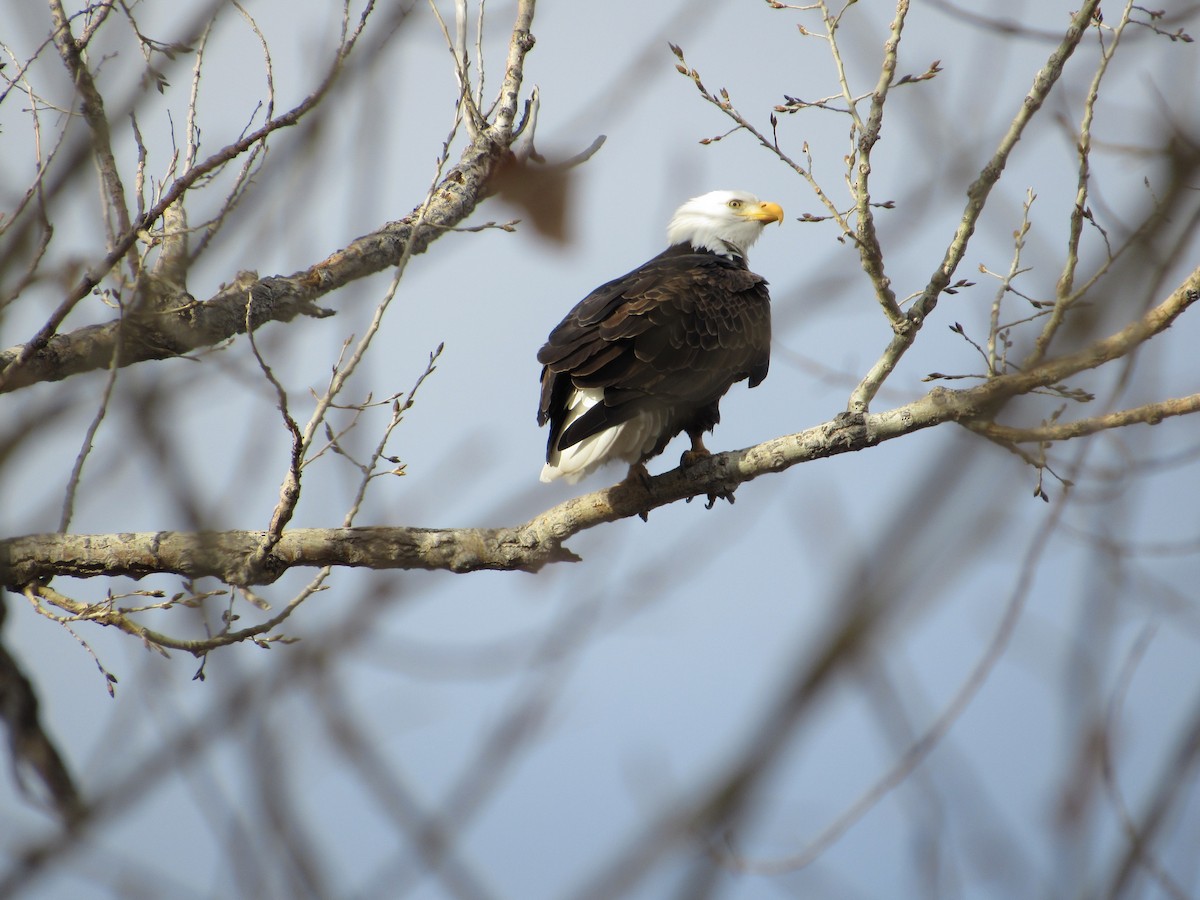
xmin=704 ymin=487 xmax=736 ymax=509
xmin=832 ymin=409 xmax=867 ymax=429
xmin=680 ymin=433 xmax=712 ymax=469
xmin=624 ymin=463 xmax=653 ymax=521
xmin=625 ymin=462 xmax=652 ymax=489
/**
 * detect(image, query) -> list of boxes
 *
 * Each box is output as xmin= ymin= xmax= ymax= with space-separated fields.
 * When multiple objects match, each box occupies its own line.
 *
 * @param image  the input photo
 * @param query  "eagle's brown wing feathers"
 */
xmin=538 ymin=247 xmax=771 ymax=458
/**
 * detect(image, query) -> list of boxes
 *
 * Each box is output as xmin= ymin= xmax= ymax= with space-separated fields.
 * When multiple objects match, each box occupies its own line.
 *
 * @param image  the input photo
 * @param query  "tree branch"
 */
xmin=849 ymin=0 xmax=909 ymax=329
xmin=848 ymin=0 xmax=1103 ymax=413
xmin=46 ymin=0 xmax=135 ymax=271
xmin=0 ymin=0 xmax=539 ymax=394
xmin=971 ymin=392 xmax=1200 ymax=444
xmin=5 ymin=262 xmax=1196 ymax=591
xmin=1030 ymin=0 xmax=1136 ymax=368
xmin=0 ymin=406 xmax=908 ymax=586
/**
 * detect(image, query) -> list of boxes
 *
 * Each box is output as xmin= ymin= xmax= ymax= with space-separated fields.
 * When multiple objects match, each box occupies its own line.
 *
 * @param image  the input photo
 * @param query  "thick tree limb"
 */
xmin=0 ymin=140 xmax=509 ymax=394
xmin=0 ymin=405 xmax=908 ymax=586
xmin=4 ymin=265 xmax=1195 ymax=589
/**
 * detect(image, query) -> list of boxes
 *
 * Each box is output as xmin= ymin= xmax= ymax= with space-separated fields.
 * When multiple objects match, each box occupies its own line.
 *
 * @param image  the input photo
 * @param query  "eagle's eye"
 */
xmin=727 ymin=199 xmax=743 ymax=209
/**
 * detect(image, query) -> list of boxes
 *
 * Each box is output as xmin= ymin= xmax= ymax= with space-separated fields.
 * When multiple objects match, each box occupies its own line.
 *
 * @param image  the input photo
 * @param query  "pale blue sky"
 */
xmin=3 ymin=1 xmax=1199 ymax=898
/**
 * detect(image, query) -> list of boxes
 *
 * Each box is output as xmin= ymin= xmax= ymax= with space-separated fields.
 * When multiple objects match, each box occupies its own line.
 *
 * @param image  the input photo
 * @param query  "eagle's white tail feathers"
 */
xmin=540 ymin=388 xmax=665 ymax=484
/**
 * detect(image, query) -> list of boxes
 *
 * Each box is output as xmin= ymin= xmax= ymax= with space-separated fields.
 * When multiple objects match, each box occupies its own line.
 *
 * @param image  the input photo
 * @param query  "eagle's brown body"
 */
xmin=538 ymin=245 xmax=771 ymax=479
xmin=536 ymin=190 xmax=782 ymax=484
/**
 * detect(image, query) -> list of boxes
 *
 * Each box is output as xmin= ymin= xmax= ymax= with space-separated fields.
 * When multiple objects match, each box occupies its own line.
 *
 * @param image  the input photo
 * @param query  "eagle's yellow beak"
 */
xmin=742 ymin=201 xmax=785 ymax=225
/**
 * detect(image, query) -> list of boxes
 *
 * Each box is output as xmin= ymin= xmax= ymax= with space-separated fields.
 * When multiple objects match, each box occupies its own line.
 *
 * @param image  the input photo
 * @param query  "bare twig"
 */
xmin=973 ymin=391 xmax=1200 ymax=444
xmin=985 ymin=190 xmax=1036 ymax=376
xmin=843 ymin=0 xmax=909 ymax=328
xmin=47 ymin=0 xmax=136 ymax=274
xmin=670 ymin=43 xmax=851 ymax=236
xmin=56 ymin=331 xmax=122 ymax=534
xmin=849 ymin=0 xmax=1104 ymax=413
xmin=1028 ymin=1 xmax=1138 ymax=369
xmin=245 ymin=294 xmax=305 ymax=555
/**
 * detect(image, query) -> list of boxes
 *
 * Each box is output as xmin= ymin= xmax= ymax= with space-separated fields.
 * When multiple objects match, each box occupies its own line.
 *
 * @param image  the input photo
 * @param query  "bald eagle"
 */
xmin=537 ymin=189 xmax=783 ymax=484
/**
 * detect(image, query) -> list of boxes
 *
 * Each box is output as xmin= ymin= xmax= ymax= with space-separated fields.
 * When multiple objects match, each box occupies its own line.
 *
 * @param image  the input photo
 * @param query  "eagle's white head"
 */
xmin=666 ymin=190 xmax=784 ymax=259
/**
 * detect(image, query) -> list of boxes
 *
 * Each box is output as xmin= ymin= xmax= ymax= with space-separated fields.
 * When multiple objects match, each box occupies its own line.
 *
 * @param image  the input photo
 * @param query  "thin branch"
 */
xmin=986 ymin=189 xmax=1035 ymax=376
xmin=972 ymin=391 xmax=1200 ymax=444
xmin=846 ymin=0 xmax=909 ymax=329
xmin=428 ymin=0 xmax=484 ymax=134
xmin=0 ymin=0 xmax=539 ymax=395
xmin=46 ymin=0 xmax=136 ymax=275
xmin=670 ymin=44 xmax=851 ymax=236
xmin=488 ymin=0 xmax=536 ymax=140
xmin=56 ymin=325 xmax=123 ymax=534
xmin=848 ymin=0 xmax=1104 ymax=413
xmin=1028 ymin=0 xmax=1137 ymax=368
xmin=819 ymin=0 xmax=865 ymax=131
xmin=0 ymin=0 xmax=379 ymax=392
xmin=245 ymin=293 xmax=304 ymax=554
xmin=342 ymin=343 xmax=444 ymax=521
